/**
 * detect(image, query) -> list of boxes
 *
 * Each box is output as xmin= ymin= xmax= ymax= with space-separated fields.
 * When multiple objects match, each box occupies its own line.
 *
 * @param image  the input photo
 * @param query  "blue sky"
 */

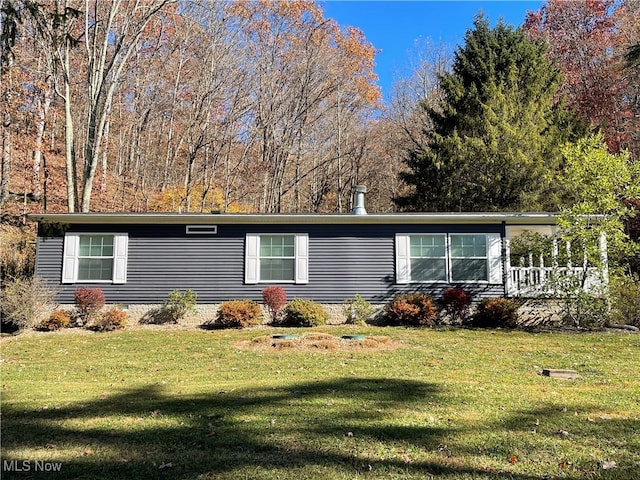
xmin=320 ymin=1 xmax=544 ymax=101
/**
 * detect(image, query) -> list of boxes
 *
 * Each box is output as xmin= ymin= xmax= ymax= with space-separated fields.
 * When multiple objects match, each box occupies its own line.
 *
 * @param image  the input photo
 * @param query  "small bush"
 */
xmin=74 ymin=288 xmax=105 ymax=325
xmin=93 ymin=307 xmax=128 ymax=332
xmin=562 ymin=291 xmax=610 ymax=330
xmin=162 ymin=289 xmax=197 ymax=323
xmin=0 ymin=277 xmax=58 ymax=331
xmin=262 ymin=286 xmax=287 ymax=323
xmin=472 ymin=298 xmax=519 ymax=328
xmin=610 ymin=274 xmax=640 ymax=327
xmin=0 ymin=224 xmax=36 ymax=281
xmin=343 ymin=294 xmax=375 ymax=325
xmin=441 ymin=288 xmax=472 ymax=324
xmin=383 ymin=293 xmax=438 ymax=327
xmin=549 ymin=272 xmax=610 ymax=330
xmin=41 ymin=309 xmax=72 ymax=331
xmin=281 ymin=298 xmax=328 ymax=327
xmin=214 ymin=300 xmax=263 ymax=328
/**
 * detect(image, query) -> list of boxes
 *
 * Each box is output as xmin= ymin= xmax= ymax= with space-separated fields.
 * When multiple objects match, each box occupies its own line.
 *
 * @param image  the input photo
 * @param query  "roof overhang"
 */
xmin=27 ymin=212 xmax=581 ymax=226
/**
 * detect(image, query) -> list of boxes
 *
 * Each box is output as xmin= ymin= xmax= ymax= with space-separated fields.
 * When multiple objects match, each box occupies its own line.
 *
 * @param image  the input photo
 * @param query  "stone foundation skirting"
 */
xmin=57 ymin=299 xmax=568 ymax=328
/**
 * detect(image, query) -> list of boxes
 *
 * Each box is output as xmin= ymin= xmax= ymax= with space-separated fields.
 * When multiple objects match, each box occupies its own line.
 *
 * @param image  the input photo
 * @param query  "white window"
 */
xmin=450 ymin=234 xmax=488 ymax=282
xmin=410 ymin=235 xmax=447 ymax=282
xmin=396 ymin=233 xmax=502 ymax=284
xmin=245 ymin=234 xmax=308 ymax=284
xmin=62 ymin=233 xmax=128 ymax=284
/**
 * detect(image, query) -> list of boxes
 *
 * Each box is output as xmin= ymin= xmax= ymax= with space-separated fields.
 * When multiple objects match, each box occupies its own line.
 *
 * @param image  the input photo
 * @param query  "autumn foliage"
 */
xmin=1 ymin=0 xmax=386 ymax=219
xmin=262 ymin=286 xmax=288 ymax=323
xmin=74 ymin=288 xmax=106 ymax=324
xmin=41 ymin=309 xmax=72 ymax=331
xmin=383 ymin=293 xmax=439 ymax=327
xmin=93 ymin=307 xmax=128 ymax=332
xmin=441 ymin=288 xmax=472 ymax=323
xmin=524 ymin=0 xmax=640 ymax=158
xmin=215 ymin=300 xmax=263 ymax=329
xmin=1 ymin=0 xmax=638 ymax=222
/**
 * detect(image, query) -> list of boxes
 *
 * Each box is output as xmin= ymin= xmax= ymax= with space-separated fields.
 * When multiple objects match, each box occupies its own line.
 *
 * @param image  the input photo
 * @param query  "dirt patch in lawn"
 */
xmin=236 ymin=332 xmax=401 ymax=352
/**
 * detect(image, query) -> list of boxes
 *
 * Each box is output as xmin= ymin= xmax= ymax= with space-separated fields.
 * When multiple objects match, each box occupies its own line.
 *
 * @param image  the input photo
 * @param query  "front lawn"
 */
xmin=1 ymin=327 xmax=638 ymax=479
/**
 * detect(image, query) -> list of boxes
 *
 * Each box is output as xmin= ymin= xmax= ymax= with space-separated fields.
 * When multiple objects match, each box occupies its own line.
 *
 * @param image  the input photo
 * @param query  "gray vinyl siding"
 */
xmin=36 ymin=223 xmax=505 ymax=304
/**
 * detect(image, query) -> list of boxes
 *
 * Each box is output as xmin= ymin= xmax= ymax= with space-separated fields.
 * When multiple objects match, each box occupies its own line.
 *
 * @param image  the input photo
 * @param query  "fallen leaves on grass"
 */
xmin=238 ymin=334 xmax=399 ymax=352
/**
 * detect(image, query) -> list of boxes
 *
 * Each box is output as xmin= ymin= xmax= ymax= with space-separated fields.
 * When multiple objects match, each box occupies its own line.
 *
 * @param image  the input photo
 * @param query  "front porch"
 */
xmin=504 ymin=232 xmax=608 ymax=298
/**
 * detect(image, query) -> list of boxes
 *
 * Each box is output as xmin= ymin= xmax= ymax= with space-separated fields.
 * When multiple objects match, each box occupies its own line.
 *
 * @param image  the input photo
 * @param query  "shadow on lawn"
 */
xmin=1 ymin=378 xmax=621 ymax=480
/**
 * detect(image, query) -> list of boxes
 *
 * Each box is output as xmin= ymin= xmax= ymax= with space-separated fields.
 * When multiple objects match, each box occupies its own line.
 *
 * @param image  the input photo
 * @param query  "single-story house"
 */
xmin=30 ymin=196 xmax=600 ymax=311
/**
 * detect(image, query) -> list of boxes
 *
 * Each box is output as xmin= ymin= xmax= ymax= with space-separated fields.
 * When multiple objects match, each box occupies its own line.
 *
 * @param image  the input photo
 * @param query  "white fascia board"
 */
xmin=28 ymin=212 xmax=599 ymax=227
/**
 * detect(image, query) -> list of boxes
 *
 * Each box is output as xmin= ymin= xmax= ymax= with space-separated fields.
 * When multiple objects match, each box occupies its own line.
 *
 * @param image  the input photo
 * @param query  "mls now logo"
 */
xmin=3 ymin=460 xmax=63 ymax=472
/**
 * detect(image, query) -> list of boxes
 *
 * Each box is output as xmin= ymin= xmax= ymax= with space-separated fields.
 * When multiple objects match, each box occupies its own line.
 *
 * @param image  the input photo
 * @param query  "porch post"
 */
xmin=504 ymin=236 xmax=512 ymax=296
xmin=599 ymin=231 xmax=609 ymax=288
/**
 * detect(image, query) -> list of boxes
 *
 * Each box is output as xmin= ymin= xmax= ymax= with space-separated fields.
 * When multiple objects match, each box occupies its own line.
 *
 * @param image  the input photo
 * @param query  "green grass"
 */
xmin=1 ymin=326 xmax=639 ymax=479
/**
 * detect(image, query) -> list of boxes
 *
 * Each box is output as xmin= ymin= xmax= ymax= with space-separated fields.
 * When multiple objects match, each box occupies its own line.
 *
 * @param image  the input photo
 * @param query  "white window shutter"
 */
xmin=245 ymin=234 xmax=260 ymax=284
xmin=487 ymin=233 xmax=503 ymax=284
xmin=61 ymin=234 xmax=79 ymax=283
xmin=295 ymin=234 xmax=309 ymax=284
xmin=395 ymin=234 xmax=411 ymax=284
xmin=112 ymin=234 xmax=129 ymax=284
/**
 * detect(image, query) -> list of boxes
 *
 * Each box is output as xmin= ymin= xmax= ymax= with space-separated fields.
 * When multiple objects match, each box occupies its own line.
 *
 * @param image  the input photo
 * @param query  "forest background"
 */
xmin=0 ymin=0 xmax=638 ymax=239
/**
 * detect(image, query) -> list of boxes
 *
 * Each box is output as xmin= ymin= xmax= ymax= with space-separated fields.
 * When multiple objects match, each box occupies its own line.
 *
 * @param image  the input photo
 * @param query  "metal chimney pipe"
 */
xmin=352 ymin=185 xmax=367 ymax=215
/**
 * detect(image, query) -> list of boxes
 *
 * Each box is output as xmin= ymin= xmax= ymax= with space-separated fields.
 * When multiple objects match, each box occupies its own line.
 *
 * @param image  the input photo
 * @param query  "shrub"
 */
xmin=262 ymin=286 xmax=287 ymax=323
xmin=383 ymin=293 xmax=438 ymax=327
xmin=441 ymin=288 xmax=472 ymax=324
xmin=41 ymin=309 xmax=72 ymax=331
xmin=74 ymin=288 xmax=105 ymax=325
xmin=562 ymin=291 xmax=610 ymax=330
xmin=472 ymin=298 xmax=519 ymax=328
xmin=162 ymin=289 xmax=197 ymax=323
xmin=214 ymin=300 xmax=263 ymax=328
xmin=549 ymin=272 xmax=610 ymax=330
xmin=281 ymin=298 xmax=328 ymax=327
xmin=610 ymin=274 xmax=640 ymax=327
xmin=93 ymin=307 xmax=128 ymax=332
xmin=0 ymin=224 xmax=36 ymax=281
xmin=0 ymin=277 xmax=58 ymax=331
xmin=343 ymin=294 xmax=375 ymax=325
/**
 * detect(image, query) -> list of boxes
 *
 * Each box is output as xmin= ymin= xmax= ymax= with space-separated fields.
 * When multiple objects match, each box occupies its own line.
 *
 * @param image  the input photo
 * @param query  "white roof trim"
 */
xmin=26 ymin=212 xmax=588 ymax=226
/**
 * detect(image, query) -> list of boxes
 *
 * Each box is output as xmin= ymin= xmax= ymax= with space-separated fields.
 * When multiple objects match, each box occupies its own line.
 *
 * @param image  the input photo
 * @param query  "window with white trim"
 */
xmin=410 ymin=235 xmax=447 ymax=282
xmin=396 ymin=233 xmax=502 ymax=284
xmin=450 ymin=234 xmax=488 ymax=281
xmin=62 ymin=233 xmax=128 ymax=284
xmin=78 ymin=235 xmax=114 ymax=281
xmin=245 ymin=234 xmax=308 ymax=284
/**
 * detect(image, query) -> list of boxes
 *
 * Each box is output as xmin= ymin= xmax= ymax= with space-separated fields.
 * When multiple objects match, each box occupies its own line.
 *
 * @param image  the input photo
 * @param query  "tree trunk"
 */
xmin=80 ymin=0 xmax=171 ymax=212
xmin=63 ymin=59 xmax=77 ymax=212
xmin=1 ymin=109 xmax=10 ymax=204
xmin=32 ymin=76 xmax=54 ymax=202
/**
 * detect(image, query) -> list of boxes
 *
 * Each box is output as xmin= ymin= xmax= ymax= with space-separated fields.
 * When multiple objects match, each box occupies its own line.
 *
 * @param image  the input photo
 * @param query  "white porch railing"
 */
xmin=508 ymin=266 xmax=602 ymax=297
xmin=504 ymin=232 xmax=608 ymax=298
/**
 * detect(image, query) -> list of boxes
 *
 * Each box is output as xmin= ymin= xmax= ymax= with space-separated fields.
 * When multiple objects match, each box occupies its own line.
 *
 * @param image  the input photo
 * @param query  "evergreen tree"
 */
xmin=397 ymin=15 xmax=587 ymax=212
